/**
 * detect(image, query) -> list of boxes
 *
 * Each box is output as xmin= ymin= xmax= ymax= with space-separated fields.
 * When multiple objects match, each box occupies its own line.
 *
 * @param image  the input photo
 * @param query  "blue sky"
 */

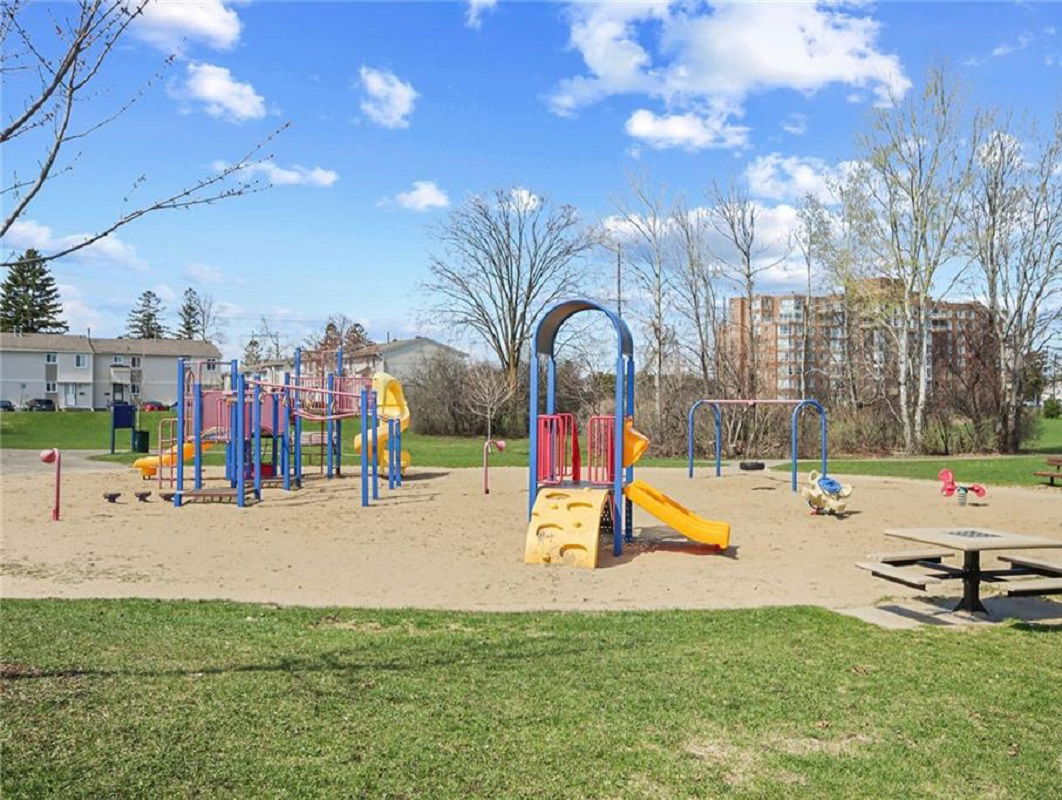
xmin=3 ymin=1 xmax=1061 ymax=357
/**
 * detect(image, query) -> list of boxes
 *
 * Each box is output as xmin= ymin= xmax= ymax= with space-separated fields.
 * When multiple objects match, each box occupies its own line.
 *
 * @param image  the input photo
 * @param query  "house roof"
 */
xmin=0 ymin=332 xmax=221 ymax=358
xmin=350 ymin=336 xmax=467 ymax=359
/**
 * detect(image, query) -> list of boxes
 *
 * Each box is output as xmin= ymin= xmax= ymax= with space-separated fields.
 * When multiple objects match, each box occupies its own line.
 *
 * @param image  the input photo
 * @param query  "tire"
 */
xmin=738 ymin=460 xmax=765 ymax=471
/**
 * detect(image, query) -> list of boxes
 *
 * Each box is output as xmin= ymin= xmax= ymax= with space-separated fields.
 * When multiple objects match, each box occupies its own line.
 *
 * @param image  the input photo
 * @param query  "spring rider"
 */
xmin=938 ymin=469 xmax=986 ymax=506
xmin=800 ymin=470 xmax=853 ymax=516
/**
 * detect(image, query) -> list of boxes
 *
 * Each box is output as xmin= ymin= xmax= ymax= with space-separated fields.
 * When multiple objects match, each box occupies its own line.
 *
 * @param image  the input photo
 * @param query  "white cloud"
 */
xmin=131 ymin=0 xmax=242 ymax=54
xmin=358 ymin=67 xmax=418 ymax=128
xmin=56 ymin=283 xmax=104 ymax=334
xmin=181 ymin=62 xmax=265 ymax=122
xmin=625 ymin=108 xmax=749 ymax=151
xmin=466 ymin=0 xmax=498 ymax=29
xmin=991 ymin=33 xmax=1031 ymax=57
xmin=2 ymin=219 xmax=147 ymax=271
xmin=212 ymin=160 xmax=338 ymax=187
xmin=781 ymin=113 xmax=808 ymax=136
xmin=745 ymin=153 xmax=836 ymax=202
xmin=184 ymin=263 xmax=224 ymax=284
xmin=153 ymin=283 xmax=178 ymax=303
xmin=391 ymin=181 xmax=450 ymax=211
xmin=509 ymin=187 xmax=541 ymax=212
xmin=549 ymin=1 xmax=909 ymax=148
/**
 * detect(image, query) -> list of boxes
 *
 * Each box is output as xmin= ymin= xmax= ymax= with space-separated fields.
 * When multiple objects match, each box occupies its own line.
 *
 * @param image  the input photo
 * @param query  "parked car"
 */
xmin=25 ymin=398 xmax=56 ymax=412
xmin=0 ymin=400 xmax=15 ymax=412
xmin=140 ymin=400 xmax=168 ymax=411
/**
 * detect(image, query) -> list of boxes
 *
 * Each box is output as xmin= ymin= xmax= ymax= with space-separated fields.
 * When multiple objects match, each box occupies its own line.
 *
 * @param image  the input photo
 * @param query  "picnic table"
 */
xmin=1033 ymin=456 xmax=1062 ymax=486
xmin=857 ymin=527 xmax=1062 ymax=614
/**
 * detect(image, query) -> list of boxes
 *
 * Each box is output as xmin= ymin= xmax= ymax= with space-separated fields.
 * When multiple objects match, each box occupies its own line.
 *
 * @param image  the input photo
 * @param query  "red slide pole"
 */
xmin=40 ymin=448 xmax=60 ymax=521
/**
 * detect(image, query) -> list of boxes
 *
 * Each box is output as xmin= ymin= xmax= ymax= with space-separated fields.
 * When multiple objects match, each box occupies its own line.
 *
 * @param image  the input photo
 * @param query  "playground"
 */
xmin=4 ymin=460 xmax=1061 ymax=612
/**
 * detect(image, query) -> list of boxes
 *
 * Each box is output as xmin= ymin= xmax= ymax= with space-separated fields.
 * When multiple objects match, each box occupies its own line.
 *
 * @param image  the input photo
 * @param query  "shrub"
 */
xmin=1044 ymin=397 xmax=1061 ymax=419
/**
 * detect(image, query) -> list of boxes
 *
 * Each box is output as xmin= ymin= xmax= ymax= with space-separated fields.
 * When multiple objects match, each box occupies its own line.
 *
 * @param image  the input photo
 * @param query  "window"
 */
xmin=131 ymin=356 xmax=141 ymax=368
xmin=45 ymin=352 xmax=57 ymax=364
xmin=205 ymin=360 xmax=217 ymax=371
xmin=131 ymin=383 xmax=141 ymax=395
xmin=75 ymin=354 xmax=88 ymax=368
xmin=112 ymin=355 xmax=125 ymax=365
xmin=45 ymin=381 xmax=56 ymax=393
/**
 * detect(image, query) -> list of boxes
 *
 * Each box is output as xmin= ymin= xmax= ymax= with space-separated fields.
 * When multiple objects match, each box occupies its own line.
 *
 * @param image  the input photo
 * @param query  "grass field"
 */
xmin=2 ymin=599 xmax=1059 ymax=799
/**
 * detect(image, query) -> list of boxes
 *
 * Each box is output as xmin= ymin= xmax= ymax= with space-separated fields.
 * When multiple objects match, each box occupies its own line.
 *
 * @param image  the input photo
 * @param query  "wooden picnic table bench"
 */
xmin=867 ymin=549 xmax=953 ymax=567
xmin=1032 ymin=455 xmax=1062 ymax=486
xmin=855 ymin=561 xmax=942 ymax=591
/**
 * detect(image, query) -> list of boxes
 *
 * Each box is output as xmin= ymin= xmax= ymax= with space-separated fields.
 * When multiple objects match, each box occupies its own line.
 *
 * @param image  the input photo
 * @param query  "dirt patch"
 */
xmin=3 ymin=465 xmax=1060 ymax=611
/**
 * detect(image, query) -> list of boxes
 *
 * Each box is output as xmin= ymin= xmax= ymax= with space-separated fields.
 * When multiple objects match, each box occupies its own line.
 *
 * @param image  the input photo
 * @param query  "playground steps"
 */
xmin=180 ymin=486 xmax=255 ymax=504
xmin=525 ymin=488 xmax=610 ymax=569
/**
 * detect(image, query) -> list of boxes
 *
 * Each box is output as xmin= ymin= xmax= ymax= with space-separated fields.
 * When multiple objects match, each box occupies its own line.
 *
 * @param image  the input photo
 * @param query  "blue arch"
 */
xmin=529 ymin=299 xmax=635 ymax=556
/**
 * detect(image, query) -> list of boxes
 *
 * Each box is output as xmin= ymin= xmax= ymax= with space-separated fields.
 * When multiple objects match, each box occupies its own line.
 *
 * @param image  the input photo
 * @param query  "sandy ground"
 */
xmin=2 ymin=463 xmax=1060 ymax=611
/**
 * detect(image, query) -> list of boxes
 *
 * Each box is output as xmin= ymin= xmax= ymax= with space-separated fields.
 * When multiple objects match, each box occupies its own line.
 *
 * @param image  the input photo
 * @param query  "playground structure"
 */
xmin=525 ymin=299 xmax=730 ymax=569
xmin=131 ymin=350 xmax=410 ymax=508
xmin=800 ymin=470 xmax=853 ymax=516
xmin=938 ymin=468 xmax=987 ymax=506
xmin=686 ymin=398 xmax=829 ymax=491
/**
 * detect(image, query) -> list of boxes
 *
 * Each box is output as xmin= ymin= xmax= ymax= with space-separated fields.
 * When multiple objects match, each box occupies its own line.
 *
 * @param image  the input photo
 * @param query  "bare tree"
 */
xmin=254 ymin=315 xmax=291 ymax=362
xmin=964 ymin=111 xmax=1062 ymax=452
xmin=613 ymin=177 xmax=675 ymax=422
xmin=671 ymin=198 xmax=719 ymax=392
xmin=424 ymin=187 xmax=594 ymax=388
xmin=192 ymin=292 xmax=225 ymax=344
xmin=1 ymin=0 xmax=284 ymax=266
xmin=465 ymin=362 xmax=514 ymax=440
xmin=793 ymin=194 xmax=832 ymax=398
xmin=855 ymin=66 xmax=974 ymax=452
xmin=707 ymin=180 xmax=788 ymax=399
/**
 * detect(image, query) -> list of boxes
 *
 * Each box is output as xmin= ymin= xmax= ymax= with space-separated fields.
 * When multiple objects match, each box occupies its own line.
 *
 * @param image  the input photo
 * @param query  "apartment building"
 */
xmin=726 ymin=289 xmax=985 ymax=401
xmin=0 ymin=332 xmax=221 ymax=409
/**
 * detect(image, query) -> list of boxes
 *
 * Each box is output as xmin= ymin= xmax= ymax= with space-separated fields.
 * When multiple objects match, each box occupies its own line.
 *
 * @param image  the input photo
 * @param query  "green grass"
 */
xmin=2 ymin=600 xmax=1060 ymax=799
xmin=0 ymin=410 xmax=175 ymax=451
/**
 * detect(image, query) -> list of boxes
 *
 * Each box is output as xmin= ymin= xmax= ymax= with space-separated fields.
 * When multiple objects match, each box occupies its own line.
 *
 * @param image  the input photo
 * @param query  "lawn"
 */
xmin=2 ymin=599 xmax=1059 ymax=799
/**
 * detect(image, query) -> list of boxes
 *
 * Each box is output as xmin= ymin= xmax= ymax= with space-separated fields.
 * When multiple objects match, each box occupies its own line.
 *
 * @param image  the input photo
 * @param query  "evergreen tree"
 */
xmin=177 ymin=287 xmax=201 ymax=339
xmin=243 ymin=336 xmax=263 ymax=366
xmin=0 ymin=249 xmax=68 ymax=333
xmin=126 ymin=290 xmax=168 ymax=339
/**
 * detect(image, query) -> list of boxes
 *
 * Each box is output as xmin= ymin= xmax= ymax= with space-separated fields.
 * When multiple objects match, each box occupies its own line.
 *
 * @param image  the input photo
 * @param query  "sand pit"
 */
xmin=2 ymin=463 xmax=1060 ymax=611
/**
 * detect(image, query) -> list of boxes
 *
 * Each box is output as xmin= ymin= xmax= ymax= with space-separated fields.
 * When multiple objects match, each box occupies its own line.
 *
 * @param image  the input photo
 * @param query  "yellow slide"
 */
xmin=352 ymin=372 xmax=411 ymax=472
xmin=133 ymin=440 xmax=215 ymax=479
xmin=623 ymin=480 xmax=730 ymax=550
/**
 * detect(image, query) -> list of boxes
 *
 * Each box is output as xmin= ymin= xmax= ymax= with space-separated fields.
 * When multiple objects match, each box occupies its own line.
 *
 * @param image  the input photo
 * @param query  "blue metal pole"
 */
xmin=791 ymin=401 xmax=800 ymax=492
xmin=294 ymin=347 xmax=303 ymax=488
xmin=193 ymin=381 xmax=203 ymax=490
xmin=624 ymin=354 xmax=635 ymax=541
xmin=326 ymin=372 xmax=335 ymax=479
xmin=819 ymin=401 xmax=829 ymax=477
xmin=253 ymin=380 xmax=262 ymax=500
xmin=371 ymin=391 xmax=379 ymax=500
xmin=395 ymin=422 xmax=402 ymax=488
xmin=271 ymin=388 xmax=279 ymax=472
xmin=227 ymin=359 xmax=238 ymax=485
xmin=360 ymin=387 xmax=369 ymax=507
xmin=612 ymin=349 xmax=624 ymax=556
xmin=236 ymin=374 xmax=246 ymax=508
xmin=528 ymin=355 xmax=539 ymax=518
xmin=387 ymin=418 xmax=395 ymax=490
xmin=713 ymin=403 xmax=723 ymax=477
xmin=335 ymin=349 xmax=343 ymax=475
xmin=546 ymin=357 xmax=556 ymax=414
xmin=687 ymin=400 xmax=699 ymax=479
xmin=175 ymin=359 xmax=185 ymax=508
xmin=282 ymin=372 xmax=291 ymax=491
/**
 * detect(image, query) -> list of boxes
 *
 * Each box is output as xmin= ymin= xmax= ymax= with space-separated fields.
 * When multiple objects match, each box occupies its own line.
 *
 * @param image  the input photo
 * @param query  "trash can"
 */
xmin=133 ymin=429 xmax=150 ymax=453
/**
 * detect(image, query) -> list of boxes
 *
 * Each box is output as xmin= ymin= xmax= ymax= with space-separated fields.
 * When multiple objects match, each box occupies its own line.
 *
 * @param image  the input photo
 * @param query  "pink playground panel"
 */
xmin=536 ymin=413 xmax=580 ymax=484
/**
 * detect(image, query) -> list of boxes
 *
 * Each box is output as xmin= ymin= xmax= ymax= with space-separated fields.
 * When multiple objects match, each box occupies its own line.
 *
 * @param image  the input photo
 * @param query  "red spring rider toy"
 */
xmin=938 ymin=468 xmax=986 ymax=506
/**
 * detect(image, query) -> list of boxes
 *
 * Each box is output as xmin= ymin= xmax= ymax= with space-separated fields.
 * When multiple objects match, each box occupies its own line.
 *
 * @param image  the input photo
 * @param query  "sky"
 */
xmin=2 ymin=0 xmax=1061 ymax=358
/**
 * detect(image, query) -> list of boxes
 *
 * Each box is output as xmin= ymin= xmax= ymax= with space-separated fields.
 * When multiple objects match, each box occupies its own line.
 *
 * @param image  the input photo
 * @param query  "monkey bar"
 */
xmin=686 ymin=398 xmax=829 ymax=491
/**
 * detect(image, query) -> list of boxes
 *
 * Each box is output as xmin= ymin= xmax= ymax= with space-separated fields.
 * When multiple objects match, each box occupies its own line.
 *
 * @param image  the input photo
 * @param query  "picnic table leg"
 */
xmin=955 ymin=550 xmax=988 ymax=614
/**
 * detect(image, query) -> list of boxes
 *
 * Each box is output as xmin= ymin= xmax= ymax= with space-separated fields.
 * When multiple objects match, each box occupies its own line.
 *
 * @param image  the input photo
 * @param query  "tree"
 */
xmin=242 ymin=336 xmax=264 ymax=368
xmin=424 ymin=187 xmax=595 ymax=388
xmin=793 ymin=194 xmax=832 ymax=399
xmin=176 ymin=288 xmax=201 ymax=340
xmin=304 ymin=314 xmax=373 ymax=372
xmin=854 ymin=66 xmax=974 ymax=452
xmin=465 ymin=362 xmax=514 ymax=440
xmin=192 ymin=292 xmax=224 ymax=343
xmin=671 ymin=198 xmax=719 ymax=392
xmin=612 ymin=177 xmax=675 ymax=423
xmin=126 ymin=290 xmax=166 ymax=339
xmin=0 ymin=249 xmax=67 ymax=332
xmin=963 ymin=112 xmax=1062 ymax=452
xmin=1 ymin=0 xmax=285 ymax=267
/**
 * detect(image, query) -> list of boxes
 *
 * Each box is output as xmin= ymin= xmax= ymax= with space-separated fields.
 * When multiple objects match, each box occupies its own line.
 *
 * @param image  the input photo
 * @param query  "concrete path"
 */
xmin=0 ymin=449 xmax=124 ymax=476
